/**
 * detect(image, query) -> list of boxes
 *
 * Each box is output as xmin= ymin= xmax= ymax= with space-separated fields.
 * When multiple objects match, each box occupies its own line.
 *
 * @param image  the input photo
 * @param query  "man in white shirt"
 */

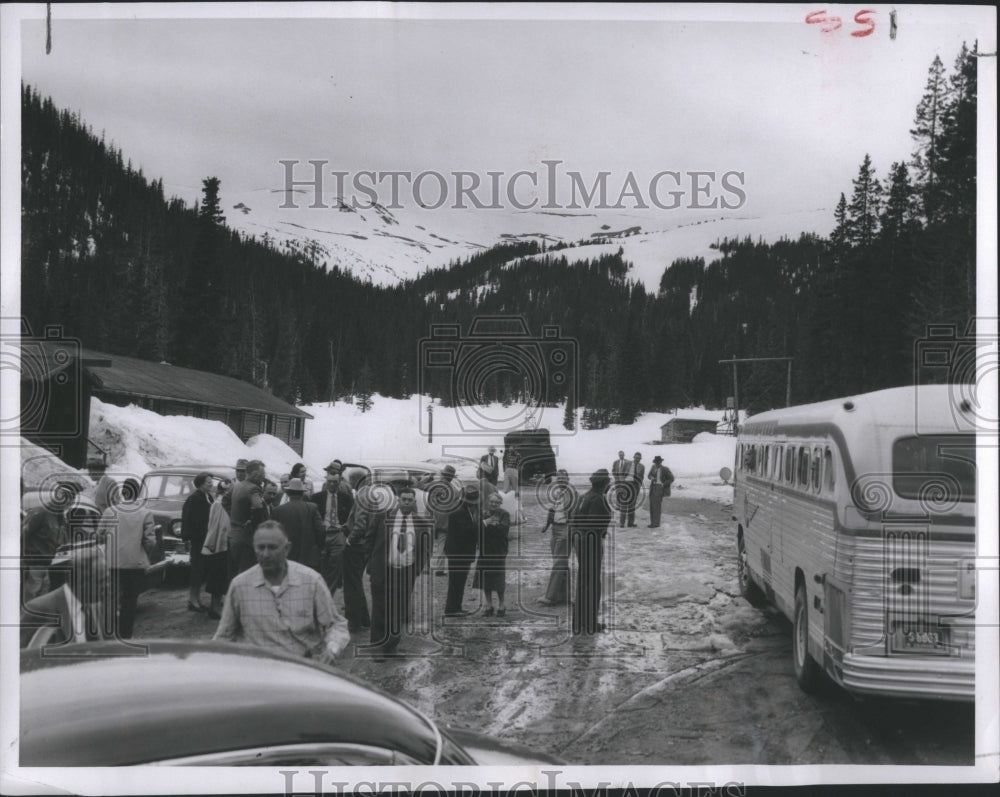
xmin=364 ymin=487 xmax=433 ymax=657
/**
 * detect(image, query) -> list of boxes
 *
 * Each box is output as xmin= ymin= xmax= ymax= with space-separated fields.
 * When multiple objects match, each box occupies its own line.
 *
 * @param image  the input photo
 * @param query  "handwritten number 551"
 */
xmin=805 ymin=9 xmax=876 ymax=37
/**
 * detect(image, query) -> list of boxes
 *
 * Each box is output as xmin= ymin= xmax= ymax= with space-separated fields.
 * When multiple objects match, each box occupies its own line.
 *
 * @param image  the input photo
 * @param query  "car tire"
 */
xmin=793 ymin=582 xmax=822 ymax=693
xmin=737 ymin=534 xmax=766 ymax=607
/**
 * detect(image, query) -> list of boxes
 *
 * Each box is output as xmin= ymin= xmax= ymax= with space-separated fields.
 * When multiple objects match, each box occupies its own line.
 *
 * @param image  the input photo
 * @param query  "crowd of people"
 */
xmin=20 ymin=447 xmax=675 ymax=661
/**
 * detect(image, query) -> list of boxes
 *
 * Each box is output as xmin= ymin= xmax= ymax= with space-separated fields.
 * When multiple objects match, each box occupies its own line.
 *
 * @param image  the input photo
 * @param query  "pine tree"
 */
xmin=910 ymin=55 xmax=948 ymax=224
xmin=830 ymin=193 xmax=849 ymax=255
xmin=846 ymin=154 xmax=882 ymax=249
xmin=562 ymin=392 xmax=576 ymax=431
xmin=199 ymin=177 xmax=225 ymax=226
xmin=355 ymin=362 xmax=375 ymax=413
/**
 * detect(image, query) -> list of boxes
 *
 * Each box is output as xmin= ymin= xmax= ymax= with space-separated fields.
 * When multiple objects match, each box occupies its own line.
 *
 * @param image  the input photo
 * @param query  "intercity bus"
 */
xmin=733 ymin=385 xmax=976 ymax=700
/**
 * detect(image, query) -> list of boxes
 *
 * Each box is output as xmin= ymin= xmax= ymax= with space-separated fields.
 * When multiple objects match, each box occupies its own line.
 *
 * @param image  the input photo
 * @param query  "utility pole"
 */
xmin=718 ymin=356 xmax=794 ymax=430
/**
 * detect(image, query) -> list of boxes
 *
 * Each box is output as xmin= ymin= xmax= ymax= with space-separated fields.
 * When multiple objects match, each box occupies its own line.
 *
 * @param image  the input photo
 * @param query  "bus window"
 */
xmin=785 ymin=447 xmax=795 ymax=484
xmin=775 ymin=445 xmax=783 ymax=481
xmin=797 ymin=447 xmax=809 ymax=487
xmin=823 ymin=447 xmax=834 ymax=491
xmin=762 ymin=446 xmax=769 ymax=478
xmin=811 ymin=447 xmax=822 ymax=492
xmin=892 ymin=435 xmax=976 ymax=502
xmin=745 ymin=445 xmax=756 ymax=473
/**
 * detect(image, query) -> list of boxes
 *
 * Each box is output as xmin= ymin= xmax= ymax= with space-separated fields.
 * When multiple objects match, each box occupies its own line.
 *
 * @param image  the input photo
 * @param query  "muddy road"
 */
xmin=134 ymin=491 xmax=974 ymax=766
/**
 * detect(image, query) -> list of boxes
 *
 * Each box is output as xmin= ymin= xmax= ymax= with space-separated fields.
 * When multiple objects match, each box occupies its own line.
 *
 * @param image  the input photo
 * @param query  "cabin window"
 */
xmin=823 ymin=448 xmax=835 ymax=491
xmin=293 ymin=418 xmax=302 ymax=438
xmin=797 ymin=447 xmax=809 ymax=487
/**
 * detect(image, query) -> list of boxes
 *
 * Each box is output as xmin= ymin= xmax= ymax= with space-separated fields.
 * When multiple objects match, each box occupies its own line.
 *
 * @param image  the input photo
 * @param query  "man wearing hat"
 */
xmin=647 ymin=456 xmax=675 ymax=529
xmin=222 ymin=458 xmax=249 ymax=513
xmin=571 ymin=469 xmax=613 ymax=635
xmin=443 ymin=484 xmax=482 ymax=616
xmin=310 ymin=461 xmax=354 ymax=596
xmin=272 ymin=478 xmax=325 ymax=571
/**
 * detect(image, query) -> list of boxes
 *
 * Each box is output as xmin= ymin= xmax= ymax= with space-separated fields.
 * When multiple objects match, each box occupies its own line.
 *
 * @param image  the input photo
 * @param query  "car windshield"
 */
xmin=892 ymin=435 xmax=976 ymax=503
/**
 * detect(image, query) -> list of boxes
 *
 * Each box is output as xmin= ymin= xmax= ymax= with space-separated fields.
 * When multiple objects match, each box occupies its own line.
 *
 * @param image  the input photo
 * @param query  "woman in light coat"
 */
xmin=201 ymin=479 xmax=232 ymax=619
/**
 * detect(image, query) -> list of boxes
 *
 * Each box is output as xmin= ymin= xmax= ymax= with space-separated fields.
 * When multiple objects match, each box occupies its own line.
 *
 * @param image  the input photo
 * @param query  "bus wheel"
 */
xmin=737 ymin=535 xmax=765 ymax=607
xmin=793 ymin=583 xmax=821 ymax=692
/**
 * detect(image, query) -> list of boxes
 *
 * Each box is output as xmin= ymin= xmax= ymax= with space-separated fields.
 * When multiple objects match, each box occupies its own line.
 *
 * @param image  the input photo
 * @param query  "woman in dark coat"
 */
xmin=571 ymin=468 xmax=613 ymax=635
xmin=477 ymin=492 xmax=511 ymax=617
xmin=181 ymin=472 xmax=215 ymax=612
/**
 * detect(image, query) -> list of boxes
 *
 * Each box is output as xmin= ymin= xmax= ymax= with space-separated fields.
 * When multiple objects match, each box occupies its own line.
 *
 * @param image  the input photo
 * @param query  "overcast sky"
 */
xmin=12 ymin=5 xmax=996 ymax=222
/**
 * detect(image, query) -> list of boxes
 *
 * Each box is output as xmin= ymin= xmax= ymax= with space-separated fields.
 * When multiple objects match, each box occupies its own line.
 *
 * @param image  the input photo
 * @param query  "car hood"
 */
xmin=442 ymin=726 xmax=565 ymax=765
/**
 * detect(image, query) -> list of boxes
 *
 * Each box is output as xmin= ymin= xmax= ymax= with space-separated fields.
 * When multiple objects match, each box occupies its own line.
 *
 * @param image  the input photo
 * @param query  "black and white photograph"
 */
xmin=1 ymin=3 xmax=997 ymax=794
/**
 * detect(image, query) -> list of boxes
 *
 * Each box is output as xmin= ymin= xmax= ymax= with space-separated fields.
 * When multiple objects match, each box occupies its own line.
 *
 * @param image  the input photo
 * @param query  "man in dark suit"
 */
xmin=364 ymin=486 xmax=432 ymax=656
xmin=342 ymin=475 xmax=385 ymax=633
xmin=443 ymin=485 xmax=482 ymax=617
xmin=20 ymin=546 xmax=108 ymax=648
xmin=310 ymin=461 xmax=353 ymax=596
xmin=478 ymin=446 xmax=499 ymax=487
xmin=572 ymin=469 xmax=613 ymax=635
xmin=272 ymin=478 xmax=325 ymax=571
xmin=620 ymin=452 xmax=645 ymax=528
xmin=181 ymin=472 xmax=215 ymax=612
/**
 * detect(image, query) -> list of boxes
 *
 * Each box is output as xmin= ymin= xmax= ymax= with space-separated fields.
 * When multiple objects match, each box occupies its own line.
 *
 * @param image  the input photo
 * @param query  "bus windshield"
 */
xmin=892 ymin=435 xmax=976 ymax=503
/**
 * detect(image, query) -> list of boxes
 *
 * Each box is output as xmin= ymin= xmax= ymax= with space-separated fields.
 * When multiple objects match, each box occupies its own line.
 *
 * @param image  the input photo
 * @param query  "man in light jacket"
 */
xmin=99 ymin=478 xmax=157 ymax=638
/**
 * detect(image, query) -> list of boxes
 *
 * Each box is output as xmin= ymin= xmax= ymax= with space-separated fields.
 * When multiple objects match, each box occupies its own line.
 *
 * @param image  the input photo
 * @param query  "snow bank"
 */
xmin=87 ymin=399 xmax=308 ymax=484
xmin=19 ymin=438 xmax=92 ymax=490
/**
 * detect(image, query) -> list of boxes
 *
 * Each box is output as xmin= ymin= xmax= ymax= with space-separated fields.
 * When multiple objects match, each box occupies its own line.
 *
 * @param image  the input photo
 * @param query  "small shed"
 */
xmin=660 ymin=417 xmax=720 ymax=444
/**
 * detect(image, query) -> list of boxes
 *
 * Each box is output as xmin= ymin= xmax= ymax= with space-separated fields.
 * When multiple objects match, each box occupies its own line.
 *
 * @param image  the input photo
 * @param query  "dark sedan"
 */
xmin=19 ymin=640 xmax=563 ymax=766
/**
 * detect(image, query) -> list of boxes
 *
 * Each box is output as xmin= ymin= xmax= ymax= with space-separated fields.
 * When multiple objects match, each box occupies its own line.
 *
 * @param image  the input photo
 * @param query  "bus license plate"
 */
xmin=890 ymin=624 xmax=951 ymax=654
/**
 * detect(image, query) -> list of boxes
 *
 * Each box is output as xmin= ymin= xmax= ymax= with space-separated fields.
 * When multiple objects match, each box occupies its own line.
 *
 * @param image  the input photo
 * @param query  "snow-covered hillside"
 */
xmin=22 ymin=396 xmax=737 ymax=505
xmin=225 ymin=181 xmax=832 ymax=289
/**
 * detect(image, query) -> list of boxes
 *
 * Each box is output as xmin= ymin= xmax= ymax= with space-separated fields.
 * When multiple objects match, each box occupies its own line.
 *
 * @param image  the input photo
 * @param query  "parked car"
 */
xmin=340 ymin=460 xmax=449 ymax=493
xmin=341 ymin=460 xmax=520 ymax=520
xmin=19 ymin=640 xmax=565 ymax=766
xmin=138 ymin=465 xmax=240 ymax=567
xmin=503 ymin=428 xmax=557 ymax=483
xmin=340 ymin=460 xmax=445 ymax=517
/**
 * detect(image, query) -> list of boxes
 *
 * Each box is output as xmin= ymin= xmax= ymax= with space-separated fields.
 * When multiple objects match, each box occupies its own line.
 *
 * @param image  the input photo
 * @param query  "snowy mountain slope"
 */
xmin=224 ymin=181 xmax=833 ymax=288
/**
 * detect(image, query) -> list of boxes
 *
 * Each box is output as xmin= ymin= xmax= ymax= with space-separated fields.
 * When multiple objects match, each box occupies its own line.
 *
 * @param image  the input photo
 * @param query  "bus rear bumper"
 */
xmin=841 ymin=652 xmax=975 ymax=702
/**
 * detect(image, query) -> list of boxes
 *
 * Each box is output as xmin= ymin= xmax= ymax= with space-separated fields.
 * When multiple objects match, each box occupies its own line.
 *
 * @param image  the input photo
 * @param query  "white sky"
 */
xmin=12 ymin=5 xmax=996 ymax=219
